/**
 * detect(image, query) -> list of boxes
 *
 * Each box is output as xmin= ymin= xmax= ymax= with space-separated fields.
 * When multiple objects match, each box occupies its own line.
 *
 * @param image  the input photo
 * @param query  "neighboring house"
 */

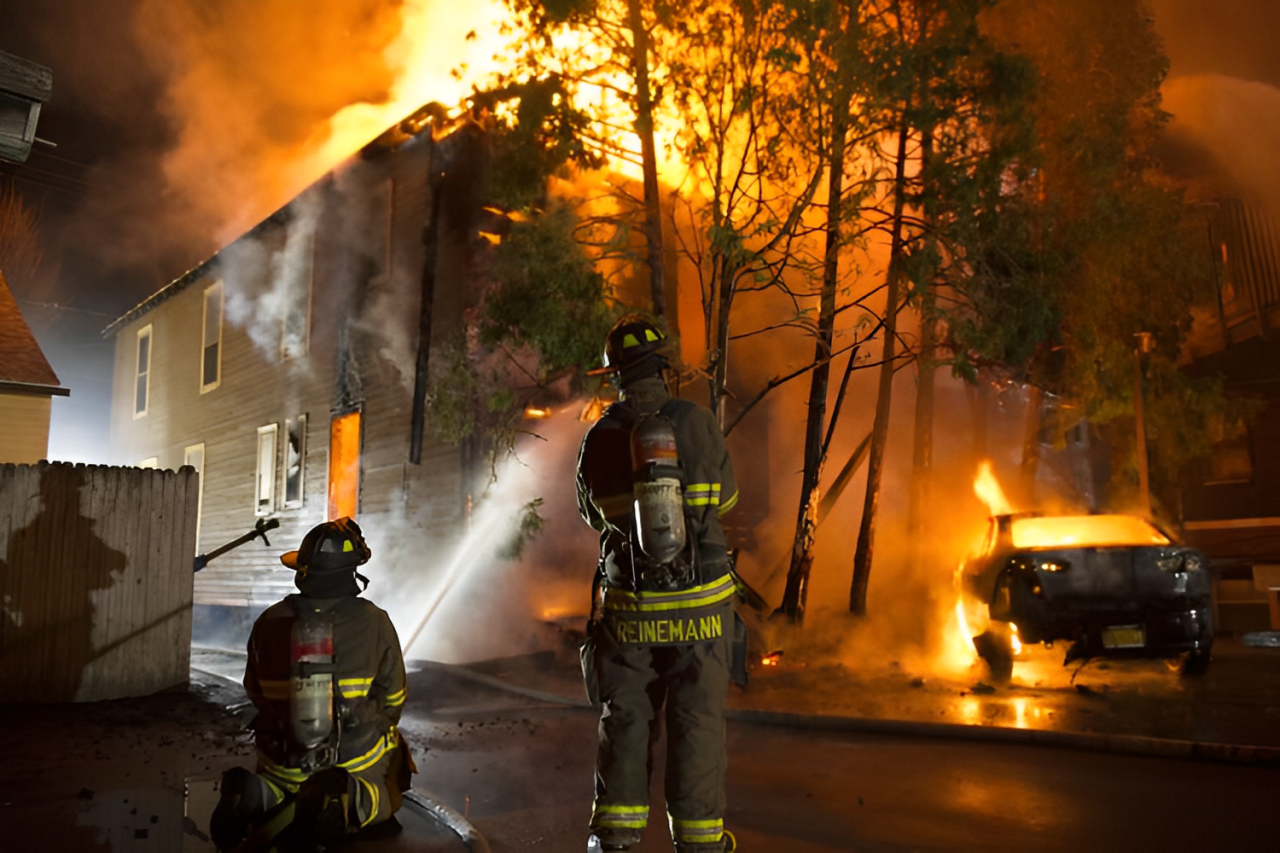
xmin=0 ymin=270 xmax=69 ymax=463
xmin=105 ymin=111 xmax=492 ymax=642
xmin=1179 ymin=198 xmax=1280 ymax=633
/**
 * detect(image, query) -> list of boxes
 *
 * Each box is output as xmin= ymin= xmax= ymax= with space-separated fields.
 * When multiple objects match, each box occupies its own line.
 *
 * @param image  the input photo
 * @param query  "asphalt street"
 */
xmin=397 ymin=650 xmax=1280 ymax=852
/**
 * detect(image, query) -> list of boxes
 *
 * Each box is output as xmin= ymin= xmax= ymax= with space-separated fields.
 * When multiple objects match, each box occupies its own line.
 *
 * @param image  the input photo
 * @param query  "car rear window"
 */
xmin=1010 ymin=514 xmax=1171 ymax=549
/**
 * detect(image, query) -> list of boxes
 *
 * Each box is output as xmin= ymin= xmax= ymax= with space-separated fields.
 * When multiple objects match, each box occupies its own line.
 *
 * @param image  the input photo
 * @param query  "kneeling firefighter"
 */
xmin=211 ymin=518 xmax=413 ymax=852
xmin=577 ymin=314 xmax=740 ymax=853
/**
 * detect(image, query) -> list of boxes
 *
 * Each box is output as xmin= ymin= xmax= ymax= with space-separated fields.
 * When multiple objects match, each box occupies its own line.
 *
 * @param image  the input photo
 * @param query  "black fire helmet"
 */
xmin=280 ymin=517 xmax=371 ymax=574
xmin=587 ymin=313 xmax=670 ymax=385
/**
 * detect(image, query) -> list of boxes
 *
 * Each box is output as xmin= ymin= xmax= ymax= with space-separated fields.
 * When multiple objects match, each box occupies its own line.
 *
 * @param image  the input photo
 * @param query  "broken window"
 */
xmin=256 ymin=424 xmax=278 ymax=516
xmin=134 ymin=324 xmax=152 ymax=417
xmin=328 ymin=411 xmax=360 ymax=520
xmin=202 ymin=282 xmax=223 ymax=392
xmin=284 ymin=415 xmax=306 ymax=506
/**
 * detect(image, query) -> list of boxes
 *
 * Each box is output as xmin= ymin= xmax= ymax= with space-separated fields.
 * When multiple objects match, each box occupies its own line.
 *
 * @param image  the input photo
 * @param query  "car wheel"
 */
xmin=973 ymin=627 xmax=1014 ymax=683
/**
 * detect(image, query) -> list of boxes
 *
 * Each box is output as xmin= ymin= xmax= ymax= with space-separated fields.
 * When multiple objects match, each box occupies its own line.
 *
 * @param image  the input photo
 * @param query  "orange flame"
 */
xmin=973 ymin=460 xmax=1013 ymax=516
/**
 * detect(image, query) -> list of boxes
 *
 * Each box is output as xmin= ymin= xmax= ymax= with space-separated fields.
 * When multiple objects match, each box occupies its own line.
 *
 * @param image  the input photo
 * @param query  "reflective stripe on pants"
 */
xmin=589 ymin=602 xmax=731 ymax=849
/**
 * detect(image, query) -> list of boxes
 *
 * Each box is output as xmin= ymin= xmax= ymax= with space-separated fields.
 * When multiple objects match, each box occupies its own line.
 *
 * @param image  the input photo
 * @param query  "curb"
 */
xmin=438 ymin=662 xmax=1280 ymax=766
xmin=402 ymin=789 xmax=491 ymax=853
xmin=724 ymin=708 xmax=1280 ymax=765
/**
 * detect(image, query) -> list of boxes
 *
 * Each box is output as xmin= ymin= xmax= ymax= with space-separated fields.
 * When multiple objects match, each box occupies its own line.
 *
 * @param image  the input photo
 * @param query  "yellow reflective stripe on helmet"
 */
xmin=622 ymin=333 xmax=641 ymax=348
xmin=594 ymin=803 xmax=650 ymax=829
xmin=338 ymin=677 xmax=374 ymax=699
xmin=384 ymin=686 xmax=407 ymax=707
xmin=604 ymin=574 xmax=735 ymax=612
xmin=671 ymin=817 xmax=724 ymax=843
xmin=257 ymin=679 xmax=291 ymax=700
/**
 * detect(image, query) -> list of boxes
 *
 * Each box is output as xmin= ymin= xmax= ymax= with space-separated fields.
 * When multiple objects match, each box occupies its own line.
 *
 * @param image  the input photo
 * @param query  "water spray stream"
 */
xmin=398 ymin=467 xmax=533 ymax=658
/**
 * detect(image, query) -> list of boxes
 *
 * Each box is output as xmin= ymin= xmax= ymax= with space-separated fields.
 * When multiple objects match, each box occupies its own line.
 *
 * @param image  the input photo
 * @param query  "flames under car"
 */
xmin=961 ymin=513 xmax=1213 ymax=680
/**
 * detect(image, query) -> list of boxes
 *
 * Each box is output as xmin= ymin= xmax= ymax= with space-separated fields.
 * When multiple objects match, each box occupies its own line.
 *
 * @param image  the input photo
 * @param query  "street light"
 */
xmin=1133 ymin=331 xmax=1156 ymax=515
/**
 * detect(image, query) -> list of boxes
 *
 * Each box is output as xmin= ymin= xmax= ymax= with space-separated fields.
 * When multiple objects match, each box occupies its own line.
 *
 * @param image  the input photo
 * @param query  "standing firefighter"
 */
xmin=578 ymin=315 xmax=740 ymax=853
xmin=210 ymin=518 xmax=413 ymax=852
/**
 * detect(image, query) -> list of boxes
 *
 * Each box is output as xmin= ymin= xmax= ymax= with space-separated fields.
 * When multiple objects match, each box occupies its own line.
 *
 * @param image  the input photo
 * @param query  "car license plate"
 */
xmin=1102 ymin=625 xmax=1145 ymax=649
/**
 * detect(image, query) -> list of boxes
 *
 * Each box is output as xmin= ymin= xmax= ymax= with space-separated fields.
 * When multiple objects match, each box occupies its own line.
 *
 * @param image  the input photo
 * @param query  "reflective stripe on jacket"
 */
xmin=243 ymin=593 xmax=407 ymax=768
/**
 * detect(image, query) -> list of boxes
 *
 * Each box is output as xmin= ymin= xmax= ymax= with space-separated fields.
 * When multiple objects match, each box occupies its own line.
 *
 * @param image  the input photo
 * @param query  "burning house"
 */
xmin=104 ymin=109 xmax=493 ymax=643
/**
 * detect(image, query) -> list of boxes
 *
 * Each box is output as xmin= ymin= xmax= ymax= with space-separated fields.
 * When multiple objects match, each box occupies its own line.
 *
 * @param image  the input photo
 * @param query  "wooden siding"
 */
xmin=0 ymin=462 xmax=199 ymax=702
xmin=0 ymin=392 xmax=51 ymax=463
xmin=108 ymin=128 xmax=481 ymax=626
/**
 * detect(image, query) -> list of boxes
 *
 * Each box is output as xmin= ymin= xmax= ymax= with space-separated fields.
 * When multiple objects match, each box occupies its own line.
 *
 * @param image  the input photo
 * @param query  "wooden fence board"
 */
xmin=0 ymin=462 xmax=199 ymax=702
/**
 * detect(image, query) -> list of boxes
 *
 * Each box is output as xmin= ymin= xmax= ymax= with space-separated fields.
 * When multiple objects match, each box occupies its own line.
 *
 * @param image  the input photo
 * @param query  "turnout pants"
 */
xmin=589 ymin=609 xmax=732 ymax=852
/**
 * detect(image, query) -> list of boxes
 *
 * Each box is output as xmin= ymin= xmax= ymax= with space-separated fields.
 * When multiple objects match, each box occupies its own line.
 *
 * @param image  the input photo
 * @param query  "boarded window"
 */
xmin=328 ymin=411 xmax=360 ymax=520
xmin=202 ymin=282 xmax=223 ymax=392
xmin=256 ymin=424 xmax=277 ymax=515
xmin=284 ymin=415 xmax=306 ymax=506
xmin=134 ymin=325 xmax=152 ymax=417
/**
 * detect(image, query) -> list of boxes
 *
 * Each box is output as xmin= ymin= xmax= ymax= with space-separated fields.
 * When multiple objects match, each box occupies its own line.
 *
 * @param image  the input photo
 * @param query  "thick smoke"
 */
xmin=1162 ymin=75 xmax=1280 ymax=212
xmin=133 ymin=0 xmax=504 ymax=250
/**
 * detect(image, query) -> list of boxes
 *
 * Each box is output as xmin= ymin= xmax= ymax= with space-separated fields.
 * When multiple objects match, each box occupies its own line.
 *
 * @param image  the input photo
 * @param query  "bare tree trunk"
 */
xmin=907 ymin=129 xmax=936 ymax=557
xmin=779 ymin=100 xmax=848 ymax=623
xmin=967 ymin=377 xmax=989 ymax=461
xmin=627 ymin=0 xmax=667 ymax=325
xmin=1019 ymin=384 xmax=1043 ymax=506
xmin=850 ymin=121 xmax=910 ymax=616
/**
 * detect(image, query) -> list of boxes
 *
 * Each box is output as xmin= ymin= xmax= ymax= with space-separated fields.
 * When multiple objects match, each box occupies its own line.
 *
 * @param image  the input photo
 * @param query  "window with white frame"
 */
xmin=255 ymin=424 xmax=277 ymax=515
xmin=281 ymin=229 xmax=313 ymax=360
xmin=284 ymin=415 xmax=306 ymax=506
xmin=134 ymin=325 xmax=152 ymax=417
xmin=201 ymin=282 xmax=223 ymax=392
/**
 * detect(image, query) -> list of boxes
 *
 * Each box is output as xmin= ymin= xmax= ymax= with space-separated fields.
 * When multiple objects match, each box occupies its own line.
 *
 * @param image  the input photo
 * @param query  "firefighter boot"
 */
xmin=210 ymin=766 xmax=265 ymax=851
xmin=587 ymin=832 xmax=634 ymax=851
xmin=286 ymin=767 xmax=351 ymax=852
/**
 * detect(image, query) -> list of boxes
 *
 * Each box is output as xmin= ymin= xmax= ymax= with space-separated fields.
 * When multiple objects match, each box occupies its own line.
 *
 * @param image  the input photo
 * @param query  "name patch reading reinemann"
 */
xmin=609 ymin=613 xmax=724 ymax=644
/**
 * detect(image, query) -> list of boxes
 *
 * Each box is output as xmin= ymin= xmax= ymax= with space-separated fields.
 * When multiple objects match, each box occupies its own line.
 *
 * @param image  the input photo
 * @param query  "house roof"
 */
xmin=101 ymin=103 xmax=462 ymax=339
xmin=0 ymin=270 xmax=65 ymax=393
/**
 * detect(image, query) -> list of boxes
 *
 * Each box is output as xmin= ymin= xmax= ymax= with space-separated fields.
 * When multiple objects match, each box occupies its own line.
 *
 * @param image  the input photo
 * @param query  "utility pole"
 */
xmin=1133 ymin=331 xmax=1155 ymax=515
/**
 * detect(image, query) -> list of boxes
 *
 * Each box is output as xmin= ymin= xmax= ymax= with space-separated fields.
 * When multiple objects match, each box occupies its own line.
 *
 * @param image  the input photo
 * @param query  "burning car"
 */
xmin=959 ymin=512 xmax=1214 ymax=681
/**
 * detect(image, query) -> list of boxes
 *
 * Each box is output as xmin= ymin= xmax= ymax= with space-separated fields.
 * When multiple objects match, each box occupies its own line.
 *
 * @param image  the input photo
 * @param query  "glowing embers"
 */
xmin=523 ymin=405 xmax=552 ymax=419
xmin=1009 ymin=515 xmax=1170 ymax=550
xmin=328 ymin=411 xmax=361 ymax=521
xmin=760 ymin=650 xmax=784 ymax=668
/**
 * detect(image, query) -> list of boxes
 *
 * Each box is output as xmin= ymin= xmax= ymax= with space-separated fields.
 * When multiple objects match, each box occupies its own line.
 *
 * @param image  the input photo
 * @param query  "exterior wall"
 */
xmin=107 ymin=125 xmax=482 ymax=641
xmin=0 ymin=391 xmax=51 ymax=463
xmin=0 ymin=462 xmax=199 ymax=702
